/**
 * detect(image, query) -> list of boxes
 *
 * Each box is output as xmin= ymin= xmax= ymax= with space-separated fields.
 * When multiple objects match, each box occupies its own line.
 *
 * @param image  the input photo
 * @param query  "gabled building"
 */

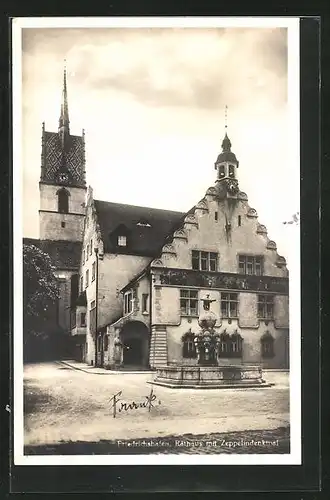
xmin=26 ymin=69 xmax=289 ymax=369
xmin=73 ymin=132 xmax=289 ymax=370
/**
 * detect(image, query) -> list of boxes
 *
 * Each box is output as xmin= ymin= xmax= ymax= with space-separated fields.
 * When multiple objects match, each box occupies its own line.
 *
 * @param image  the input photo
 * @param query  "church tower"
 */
xmin=39 ymin=64 xmax=87 ymax=241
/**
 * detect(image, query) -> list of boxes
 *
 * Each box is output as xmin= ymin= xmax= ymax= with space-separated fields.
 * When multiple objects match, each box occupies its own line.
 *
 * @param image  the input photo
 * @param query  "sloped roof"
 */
xmin=23 ymin=238 xmax=81 ymax=270
xmin=94 ymin=200 xmax=185 ymax=256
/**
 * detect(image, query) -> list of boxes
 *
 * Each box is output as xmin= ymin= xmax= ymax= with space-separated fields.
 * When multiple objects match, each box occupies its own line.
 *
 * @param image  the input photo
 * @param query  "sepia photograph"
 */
xmin=13 ymin=17 xmax=301 ymax=465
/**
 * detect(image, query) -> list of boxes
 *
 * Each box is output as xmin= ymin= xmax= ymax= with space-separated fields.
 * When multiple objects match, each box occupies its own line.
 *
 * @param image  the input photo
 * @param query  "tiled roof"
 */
xmin=94 ymin=200 xmax=185 ymax=256
xmin=40 ymin=130 xmax=86 ymax=188
xmin=23 ymin=238 xmax=82 ymax=270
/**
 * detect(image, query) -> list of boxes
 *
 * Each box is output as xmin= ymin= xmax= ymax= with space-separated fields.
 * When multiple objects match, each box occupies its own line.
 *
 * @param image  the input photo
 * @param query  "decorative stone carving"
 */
xmin=247 ymin=208 xmax=258 ymax=218
xmin=184 ymin=213 xmax=198 ymax=227
xmin=161 ymin=244 xmax=176 ymax=255
xmin=267 ymin=240 xmax=277 ymax=250
xmin=257 ymin=224 xmax=268 ymax=234
xmin=195 ymin=199 xmax=209 ymax=212
xmin=276 ymin=255 xmax=287 ymax=267
xmin=173 ymin=229 xmax=188 ymax=241
xmin=150 ymin=258 xmax=164 ymax=267
xmin=206 ymin=186 xmax=217 ymax=196
xmin=159 ymin=268 xmax=289 ymax=294
xmin=238 ymin=191 xmax=248 ymax=201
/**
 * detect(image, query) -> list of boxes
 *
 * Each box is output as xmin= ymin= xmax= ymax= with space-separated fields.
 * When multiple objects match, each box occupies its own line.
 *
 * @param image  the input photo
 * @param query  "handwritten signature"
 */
xmin=109 ymin=387 xmax=161 ymax=418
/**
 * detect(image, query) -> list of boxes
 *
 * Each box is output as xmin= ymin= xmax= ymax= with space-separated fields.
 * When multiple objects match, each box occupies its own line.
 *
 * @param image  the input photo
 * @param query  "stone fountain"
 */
xmin=150 ymin=295 xmax=270 ymax=389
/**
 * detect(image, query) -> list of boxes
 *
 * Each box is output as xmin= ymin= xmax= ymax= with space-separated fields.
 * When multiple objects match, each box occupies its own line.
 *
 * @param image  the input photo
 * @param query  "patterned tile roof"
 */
xmin=23 ymin=238 xmax=82 ymax=270
xmin=40 ymin=129 xmax=86 ymax=188
xmin=94 ymin=200 xmax=185 ymax=256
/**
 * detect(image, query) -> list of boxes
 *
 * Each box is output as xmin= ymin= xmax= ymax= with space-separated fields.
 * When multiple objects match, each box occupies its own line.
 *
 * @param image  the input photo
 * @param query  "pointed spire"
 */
xmin=58 ymin=60 xmax=70 ymax=135
xmin=222 ymin=105 xmax=231 ymax=151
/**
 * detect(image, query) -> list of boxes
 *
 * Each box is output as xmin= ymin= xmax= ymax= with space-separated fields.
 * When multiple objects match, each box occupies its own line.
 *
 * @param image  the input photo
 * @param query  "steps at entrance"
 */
xmin=149 ymin=326 xmax=168 ymax=368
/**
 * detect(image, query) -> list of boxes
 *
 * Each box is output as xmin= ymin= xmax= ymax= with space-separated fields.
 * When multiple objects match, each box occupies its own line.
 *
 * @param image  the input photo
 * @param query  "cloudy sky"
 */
xmin=20 ymin=23 xmax=299 ymax=261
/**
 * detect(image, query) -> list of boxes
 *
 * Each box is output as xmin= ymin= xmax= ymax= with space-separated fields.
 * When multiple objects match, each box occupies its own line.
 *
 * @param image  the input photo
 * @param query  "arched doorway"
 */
xmin=120 ymin=321 xmax=150 ymax=368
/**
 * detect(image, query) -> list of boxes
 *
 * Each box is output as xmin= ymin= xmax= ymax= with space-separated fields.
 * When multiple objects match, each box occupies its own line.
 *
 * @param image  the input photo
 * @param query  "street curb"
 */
xmin=57 ymin=360 xmax=153 ymax=375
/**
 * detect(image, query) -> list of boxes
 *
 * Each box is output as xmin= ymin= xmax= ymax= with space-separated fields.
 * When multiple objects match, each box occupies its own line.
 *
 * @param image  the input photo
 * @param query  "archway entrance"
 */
xmin=120 ymin=321 xmax=150 ymax=369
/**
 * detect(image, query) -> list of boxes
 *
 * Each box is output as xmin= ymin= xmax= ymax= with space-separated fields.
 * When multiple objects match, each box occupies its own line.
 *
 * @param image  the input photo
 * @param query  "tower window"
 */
xmin=229 ymin=165 xmax=235 ymax=178
xmin=238 ymin=215 xmax=241 ymax=226
xmin=118 ymin=235 xmax=127 ymax=247
xmin=85 ymin=269 xmax=89 ymax=288
xmin=61 ymin=221 xmax=66 ymax=228
xmin=215 ymin=211 xmax=218 ymax=221
xmin=57 ymin=188 xmax=69 ymax=214
xmin=219 ymin=164 xmax=225 ymax=177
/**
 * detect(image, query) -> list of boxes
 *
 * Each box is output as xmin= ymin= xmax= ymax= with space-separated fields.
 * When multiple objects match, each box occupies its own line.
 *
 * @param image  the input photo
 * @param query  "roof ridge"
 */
xmin=94 ymin=199 xmax=185 ymax=215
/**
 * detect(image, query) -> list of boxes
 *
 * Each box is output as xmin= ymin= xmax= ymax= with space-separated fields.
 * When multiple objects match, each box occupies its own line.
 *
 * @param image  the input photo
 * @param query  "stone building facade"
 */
xmin=24 ymin=69 xmax=289 ymax=369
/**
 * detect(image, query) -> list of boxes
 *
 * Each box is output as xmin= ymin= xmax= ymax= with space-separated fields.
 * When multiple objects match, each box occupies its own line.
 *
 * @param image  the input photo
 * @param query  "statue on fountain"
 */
xmin=194 ymin=295 xmax=220 ymax=366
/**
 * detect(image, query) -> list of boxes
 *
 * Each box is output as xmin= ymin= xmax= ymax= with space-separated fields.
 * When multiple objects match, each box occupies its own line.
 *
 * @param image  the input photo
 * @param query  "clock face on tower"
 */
xmin=226 ymin=179 xmax=239 ymax=195
xmin=58 ymin=172 xmax=68 ymax=183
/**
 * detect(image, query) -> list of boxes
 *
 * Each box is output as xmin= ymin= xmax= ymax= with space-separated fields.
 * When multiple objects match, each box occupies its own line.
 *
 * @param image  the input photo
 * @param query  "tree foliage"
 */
xmin=23 ymin=244 xmax=59 ymax=337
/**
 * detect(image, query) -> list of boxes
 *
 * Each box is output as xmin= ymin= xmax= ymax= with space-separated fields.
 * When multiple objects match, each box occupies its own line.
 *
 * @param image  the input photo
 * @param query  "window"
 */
xmin=137 ymin=220 xmax=151 ymax=227
xmin=238 ymin=215 xmax=241 ymax=226
xmin=90 ymin=240 xmax=93 ymax=255
xmin=80 ymin=275 xmax=83 ymax=292
xmin=92 ymin=262 xmax=96 ymax=282
xmin=85 ymin=269 xmax=89 ymax=288
xmin=97 ymin=334 xmax=102 ymax=352
xmin=261 ymin=332 xmax=275 ymax=358
xmin=86 ymin=245 xmax=89 ymax=261
xmin=82 ymin=250 xmax=85 ymax=265
xmin=238 ymin=255 xmax=263 ymax=275
xmin=221 ymin=293 xmax=238 ymax=318
xmin=142 ymin=293 xmax=149 ymax=313
xmin=80 ymin=312 xmax=86 ymax=327
xmin=218 ymin=332 xmax=243 ymax=358
xmin=57 ymin=188 xmax=69 ymax=213
xmin=61 ymin=221 xmax=66 ymax=228
xmin=90 ymin=301 xmax=96 ymax=334
xmin=192 ymin=251 xmax=218 ymax=272
xmin=215 ymin=211 xmax=218 ymax=221
xmin=104 ymin=335 xmax=109 ymax=351
xmin=124 ymin=291 xmax=133 ymax=315
xmin=180 ymin=289 xmax=198 ymax=316
xmin=229 ymin=164 xmax=235 ymax=178
xmin=118 ymin=235 xmax=127 ymax=247
xmin=71 ymin=309 xmax=77 ymax=329
xmin=219 ymin=164 xmax=225 ymax=177
xmin=258 ymin=295 xmax=274 ymax=319
xmin=182 ymin=330 xmax=197 ymax=359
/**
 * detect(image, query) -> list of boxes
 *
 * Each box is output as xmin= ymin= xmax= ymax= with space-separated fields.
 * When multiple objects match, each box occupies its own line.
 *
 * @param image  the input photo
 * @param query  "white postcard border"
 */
xmin=13 ymin=16 xmax=301 ymax=466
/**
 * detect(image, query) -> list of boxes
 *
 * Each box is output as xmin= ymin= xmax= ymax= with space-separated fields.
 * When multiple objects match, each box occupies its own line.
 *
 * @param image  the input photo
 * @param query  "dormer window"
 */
xmin=118 ymin=235 xmax=127 ymax=247
xmin=136 ymin=220 xmax=151 ymax=227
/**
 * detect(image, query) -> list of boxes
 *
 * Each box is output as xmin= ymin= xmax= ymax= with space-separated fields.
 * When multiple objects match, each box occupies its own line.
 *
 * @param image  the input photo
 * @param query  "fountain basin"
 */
xmin=149 ymin=364 xmax=273 ymax=389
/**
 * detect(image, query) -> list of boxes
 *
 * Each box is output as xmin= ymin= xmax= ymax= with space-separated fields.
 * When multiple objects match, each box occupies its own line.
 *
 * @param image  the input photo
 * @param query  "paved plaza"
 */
xmin=23 ymin=361 xmax=289 ymax=452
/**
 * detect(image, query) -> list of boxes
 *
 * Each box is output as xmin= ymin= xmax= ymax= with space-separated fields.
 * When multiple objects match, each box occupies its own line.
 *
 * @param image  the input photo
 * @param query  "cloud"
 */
xmin=23 ymin=27 xmax=287 ymax=110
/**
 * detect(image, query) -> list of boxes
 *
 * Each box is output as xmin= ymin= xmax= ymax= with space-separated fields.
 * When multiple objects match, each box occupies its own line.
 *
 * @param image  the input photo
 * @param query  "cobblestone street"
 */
xmin=24 ymin=362 xmax=290 ymax=453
